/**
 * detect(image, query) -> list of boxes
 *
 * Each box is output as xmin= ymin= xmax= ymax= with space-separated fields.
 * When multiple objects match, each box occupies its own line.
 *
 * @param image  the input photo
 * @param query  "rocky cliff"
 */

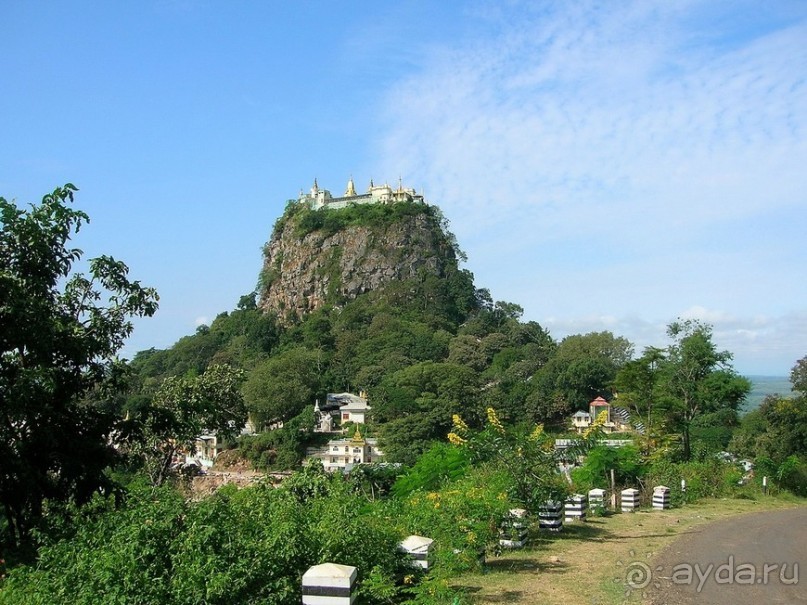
xmin=258 ymin=204 xmax=459 ymax=321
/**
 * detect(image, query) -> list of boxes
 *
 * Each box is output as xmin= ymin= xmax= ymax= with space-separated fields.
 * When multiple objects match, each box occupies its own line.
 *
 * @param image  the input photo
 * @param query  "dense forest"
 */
xmin=125 ymin=198 xmax=756 ymax=468
xmin=1 ymin=186 xmax=804 ymax=604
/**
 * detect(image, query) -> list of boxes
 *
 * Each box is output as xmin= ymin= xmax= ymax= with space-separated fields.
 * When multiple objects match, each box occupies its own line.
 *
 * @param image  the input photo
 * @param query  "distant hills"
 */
xmin=742 ymin=376 xmax=794 ymax=413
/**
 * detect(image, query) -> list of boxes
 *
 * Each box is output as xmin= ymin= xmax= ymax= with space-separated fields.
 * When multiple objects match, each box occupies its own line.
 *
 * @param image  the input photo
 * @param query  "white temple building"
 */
xmin=299 ymin=177 xmax=425 ymax=211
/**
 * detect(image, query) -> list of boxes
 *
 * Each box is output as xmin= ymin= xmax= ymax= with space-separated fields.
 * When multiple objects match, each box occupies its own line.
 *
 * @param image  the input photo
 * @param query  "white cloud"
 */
xmin=194 ymin=316 xmax=209 ymax=328
xmin=370 ymin=0 xmax=807 ymax=374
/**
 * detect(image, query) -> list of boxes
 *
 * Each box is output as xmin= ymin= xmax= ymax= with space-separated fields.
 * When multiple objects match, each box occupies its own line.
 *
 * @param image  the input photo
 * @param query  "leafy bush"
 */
xmin=391 ymin=443 xmax=470 ymax=499
xmin=644 ymin=457 xmax=742 ymax=505
xmin=292 ymin=202 xmax=434 ymax=239
xmin=387 ymin=467 xmax=512 ymax=573
xmin=570 ymin=444 xmax=645 ymax=492
xmin=0 ymin=476 xmax=417 ymax=605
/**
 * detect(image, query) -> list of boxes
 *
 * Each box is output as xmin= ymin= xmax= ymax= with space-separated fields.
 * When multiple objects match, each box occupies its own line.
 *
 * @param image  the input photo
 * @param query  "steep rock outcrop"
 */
xmin=258 ymin=207 xmax=457 ymax=321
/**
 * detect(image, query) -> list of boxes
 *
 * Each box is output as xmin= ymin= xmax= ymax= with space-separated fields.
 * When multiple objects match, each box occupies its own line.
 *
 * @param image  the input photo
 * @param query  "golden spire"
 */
xmin=344 ymin=176 xmax=357 ymax=197
xmin=351 ymin=425 xmax=364 ymax=443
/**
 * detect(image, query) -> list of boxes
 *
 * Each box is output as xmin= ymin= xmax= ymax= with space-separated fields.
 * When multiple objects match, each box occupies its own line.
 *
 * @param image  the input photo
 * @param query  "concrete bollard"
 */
xmin=302 ymin=563 xmax=357 ymax=605
xmin=499 ymin=508 xmax=529 ymax=548
xmin=399 ymin=535 xmax=434 ymax=570
xmin=588 ymin=488 xmax=606 ymax=514
xmin=564 ymin=494 xmax=588 ymax=523
xmin=539 ymin=500 xmax=563 ymax=531
xmin=652 ymin=485 xmax=671 ymax=510
xmin=620 ymin=488 xmax=640 ymax=513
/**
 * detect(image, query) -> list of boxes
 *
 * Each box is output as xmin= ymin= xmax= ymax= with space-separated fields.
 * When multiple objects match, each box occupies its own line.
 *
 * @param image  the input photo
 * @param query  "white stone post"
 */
xmin=620 ymin=488 xmax=640 ymax=513
xmin=302 ymin=563 xmax=357 ymax=605
xmin=399 ymin=535 xmax=434 ymax=570
xmin=564 ymin=494 xmax=588 ymax=523
xmin=539 ymin=500 xmax=563 ymax=531
xmin=499 ymin=508 xmax=529 ymax=548
xmin=652 ymin=485 xmax=671 ymax=510
xmin=588 ymin=488 xmax=606 ymax=514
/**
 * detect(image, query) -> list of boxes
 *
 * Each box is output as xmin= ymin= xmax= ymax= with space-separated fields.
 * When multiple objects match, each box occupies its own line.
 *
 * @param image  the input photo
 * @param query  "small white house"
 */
xmin=314 ymin=392 xmax=372 ymax=432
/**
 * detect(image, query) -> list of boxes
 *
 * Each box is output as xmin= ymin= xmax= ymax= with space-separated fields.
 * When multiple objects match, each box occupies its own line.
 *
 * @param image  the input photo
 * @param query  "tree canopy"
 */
xmin=0 ymin=185 xmax=158 ymax=548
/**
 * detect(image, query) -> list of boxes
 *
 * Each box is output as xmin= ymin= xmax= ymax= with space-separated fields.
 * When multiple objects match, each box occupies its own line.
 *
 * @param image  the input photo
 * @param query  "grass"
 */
xmin=454 ymin=494 xmax=806 ymax=605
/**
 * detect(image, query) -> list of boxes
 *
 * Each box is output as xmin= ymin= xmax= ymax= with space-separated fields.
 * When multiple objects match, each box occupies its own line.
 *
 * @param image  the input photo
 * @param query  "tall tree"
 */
xmin=0 ymin=185 xmax=158 ymax=548
xmin=531 ymin=331 xmax=633 ymax=422
xmin=613 ymin=346 xmax=664 ymax=429
xmin=242 ymin=347 xmax=322 ymax=428
xmin=124 ymin=364 xmax=246 ymax=485
xmin=659 ymin=320 xmax=749 ymax=460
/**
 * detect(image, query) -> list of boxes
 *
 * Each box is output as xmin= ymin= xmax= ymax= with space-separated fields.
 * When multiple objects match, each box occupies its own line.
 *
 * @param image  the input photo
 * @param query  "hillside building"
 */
xmin=314 ymin=391 xmax=371 ymax=432
xmin=299 ymin=177 xmax=425 ymax=211
xmin=305 ymin=426 xmax=385 ymax=472
xmin=571 ymin=396 xmax=632 ymax=434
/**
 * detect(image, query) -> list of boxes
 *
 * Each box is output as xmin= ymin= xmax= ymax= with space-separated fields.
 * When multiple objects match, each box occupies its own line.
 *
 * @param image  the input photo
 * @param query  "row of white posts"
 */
xmin=302 ymin=487 xmax=675 ymax=602
xmin=536 ymin=485 xmax=673 ymax=534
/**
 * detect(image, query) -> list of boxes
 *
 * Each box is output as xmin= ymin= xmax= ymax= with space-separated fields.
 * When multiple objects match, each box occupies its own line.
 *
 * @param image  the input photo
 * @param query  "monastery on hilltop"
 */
xmin=299 ymin=177 xmax=425 ymax=210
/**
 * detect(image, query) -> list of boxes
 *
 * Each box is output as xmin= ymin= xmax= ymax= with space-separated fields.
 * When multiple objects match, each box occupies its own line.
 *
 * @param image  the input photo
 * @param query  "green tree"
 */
xmin=531 ymin=331 xmax=633 ymax=423
xmin=0 ymin=185 xmax=158 ymax=549
xmin=242 ymin=347 xmax=322 ymax=428
xmin=613 ymin=346 xmax=665 ymax=440
xmin=373 ymin=361 xmax=480 ymax=464
xmin=124 ymin=364 xmax=246 ymax=485
xmin=659 ymin=320 xmax=750 ymax=461
xmin=790 ymin=355 xmax=807 ymax=396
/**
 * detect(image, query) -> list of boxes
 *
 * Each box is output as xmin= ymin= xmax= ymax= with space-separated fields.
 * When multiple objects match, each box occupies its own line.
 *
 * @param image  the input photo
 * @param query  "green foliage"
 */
xmin=570 ymin=445 xmax=645 ymax=492
xmin=0 ymin=185 xmax=158 ymax=550
xmin=0 ymin=477 xmax=415 ymax=605
xmin=347 ymin=463 xmax=402 ymax=501
xmin=754 ymin=455 xmax=807 ymax=497
xmin=237 ymin=408 xmax=315 ymax=471
xmin=645 ymin=457 xmax=743 ymax=505
xmin=386 ymin=467 xmax=512 ymax=574
xmin=529 ymin=331 xmax=631 ymax=424
xmin=123 ymin=364 xmax=246 ymax=485
xmin=129 ymin=305 xmax=278 ymax=385
xmin=373 ymin=362 xmax=481 ymax=465
xmin=447 ymin=409 xmax=571 ymax=513
xmin=790 ymin=355 xmax=807 ymax=396
xmin=242 ymin=347 xmax=322 ymax=428
xmin=658 ymin=319 xmax=750 ymax=460
xmin=391 ymin=443 xmax=470 ymax=499
xmin=292 ymin=201 xmax=436 ymax=239
xmin=729 ymin=359 xmax=807 ymax=497
xmin=731 ymin=394 xmax=807 ymax=464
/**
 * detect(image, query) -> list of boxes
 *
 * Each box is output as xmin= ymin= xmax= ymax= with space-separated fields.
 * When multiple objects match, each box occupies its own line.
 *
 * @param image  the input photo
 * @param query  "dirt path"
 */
xmin=645 ymin=507 xmax=806 ymax=605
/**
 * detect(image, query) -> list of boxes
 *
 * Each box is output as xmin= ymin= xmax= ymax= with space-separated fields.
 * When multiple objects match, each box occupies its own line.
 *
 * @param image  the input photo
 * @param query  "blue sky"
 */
xmin=2 ymin=1 xmax=805 ymax=376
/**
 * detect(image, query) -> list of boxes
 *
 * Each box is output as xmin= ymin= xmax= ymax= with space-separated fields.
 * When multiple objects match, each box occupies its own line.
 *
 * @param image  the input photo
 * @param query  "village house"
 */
xmin=570 ymin=396 xmax=633 ymax=434
xmin=306 ymin=426 xmax=385 ymax=472
xmin=314 ymin=391 xmax=371 ymax=432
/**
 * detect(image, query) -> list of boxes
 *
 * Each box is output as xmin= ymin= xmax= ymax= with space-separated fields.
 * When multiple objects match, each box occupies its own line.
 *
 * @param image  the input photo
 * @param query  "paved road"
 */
xmin=645 ymin=507 xmax=806 ymax=604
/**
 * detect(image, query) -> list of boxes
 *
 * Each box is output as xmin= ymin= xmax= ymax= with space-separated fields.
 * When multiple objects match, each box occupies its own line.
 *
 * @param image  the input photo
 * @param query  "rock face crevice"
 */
xmin=258 ymin=209 xmax=457 ymax=321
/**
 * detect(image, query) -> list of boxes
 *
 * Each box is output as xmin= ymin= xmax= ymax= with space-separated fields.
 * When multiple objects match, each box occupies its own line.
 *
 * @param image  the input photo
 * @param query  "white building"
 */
xmin=299 ymin=177 xmax=425 ymax=211
xmin=314 ymin=392 xmax=371 ymax=432
xmin=306 ymin=427 xmax=384 ymax=472
xmin=570 ymin=396 xmax=632 ymax=434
